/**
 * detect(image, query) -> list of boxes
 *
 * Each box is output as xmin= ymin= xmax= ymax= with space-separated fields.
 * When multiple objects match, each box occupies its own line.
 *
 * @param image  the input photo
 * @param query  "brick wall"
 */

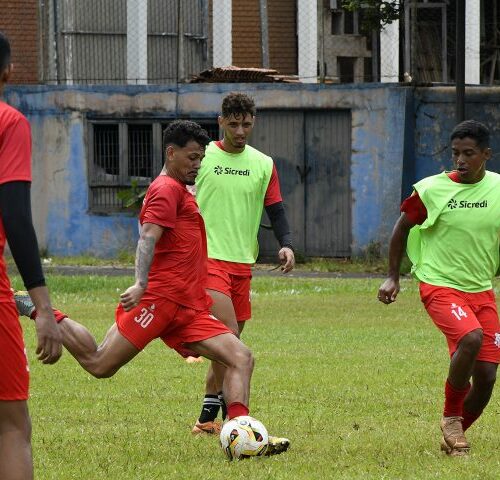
xmin=231 ymin=0 xmax=297 ymax=74
xmin=0 ymin=0 xmax=39 ymax=84
xmin=232 ymin=0 xmax=262 ymax=67
xmin=268 ymin=0 xmax=297 ymax=74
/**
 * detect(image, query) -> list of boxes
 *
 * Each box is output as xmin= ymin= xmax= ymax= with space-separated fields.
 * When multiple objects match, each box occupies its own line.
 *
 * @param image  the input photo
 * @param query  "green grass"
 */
xmin=12 ymin=275 xmax=500 ymax=479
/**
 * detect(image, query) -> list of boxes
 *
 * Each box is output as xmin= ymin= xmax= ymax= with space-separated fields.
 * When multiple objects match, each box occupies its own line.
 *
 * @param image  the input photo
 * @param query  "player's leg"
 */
xmin=193 ymin=289 xmax=238 ymax=434
xmin=462 ymin=297 xmax=500 ymax=431
xmin=188 ymin=330 xmax=290 ymax=456
xmin=15 ymin=292 xmax=141 ymax=378
xmin=179 ymin=308 xmax=290 ymax=456
xmin=462 ymin=361 xmax=497 ymax=430
xmin=0 ymin=401 xmax=32 ymax=480
xmin=187 ymin=332 xmax=253 ymax=411
xmin=420 ymin=283 xmax=482 ymax=455
xmin=57 ymin=319 xmax=140 ymax=378
xmin=0 ymin=301 xmax=33 ymax=480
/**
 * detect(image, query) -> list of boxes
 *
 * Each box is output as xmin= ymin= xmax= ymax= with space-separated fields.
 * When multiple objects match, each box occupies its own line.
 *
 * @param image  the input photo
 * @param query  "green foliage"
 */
xmin=116 ymin=179 xmax=147 ymax=211
xmin=16 ymin=274 xmax=500 ymax=479
xmin=342 ymin=0 xmax=403 ymax=31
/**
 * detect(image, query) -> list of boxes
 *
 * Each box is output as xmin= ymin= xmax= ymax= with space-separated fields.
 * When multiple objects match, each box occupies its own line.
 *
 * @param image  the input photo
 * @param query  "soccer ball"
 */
xmin=220 ymin=416 xmax=269 ymax=460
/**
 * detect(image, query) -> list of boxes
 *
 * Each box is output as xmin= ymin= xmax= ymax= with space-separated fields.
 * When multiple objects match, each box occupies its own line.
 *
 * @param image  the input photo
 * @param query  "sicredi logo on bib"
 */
xmin=213 ymin=165 xmax=251 ymax=176
xmin=447 ymin=198 xmax=488 ymax=209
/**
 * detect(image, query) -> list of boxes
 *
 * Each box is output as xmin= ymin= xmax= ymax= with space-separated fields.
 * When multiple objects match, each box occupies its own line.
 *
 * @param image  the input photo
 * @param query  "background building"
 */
xmin=1 ymin=0 xmax=498 ymax=259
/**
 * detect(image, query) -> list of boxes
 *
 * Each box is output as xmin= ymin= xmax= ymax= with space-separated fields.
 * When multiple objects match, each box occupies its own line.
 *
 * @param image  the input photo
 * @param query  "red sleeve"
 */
xmin=141 ymin=184 xmax=182 ymax=228
xmin=400 ymin=191 xmax=427 ymax=225
xmin=264 ymin=163 xmax=283 ymax=206
xmin=0 ymin=116 xmax=32 ymax=184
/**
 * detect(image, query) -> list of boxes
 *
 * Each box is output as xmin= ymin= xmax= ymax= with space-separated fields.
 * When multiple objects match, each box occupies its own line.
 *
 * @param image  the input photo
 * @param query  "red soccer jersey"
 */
xmin=401 ymin=171 xmax=461 ymax=224
xmin=0 ymin=102 xmax=32 ymax=302
xmin=139 ymin=175 xmax=208 ymax=310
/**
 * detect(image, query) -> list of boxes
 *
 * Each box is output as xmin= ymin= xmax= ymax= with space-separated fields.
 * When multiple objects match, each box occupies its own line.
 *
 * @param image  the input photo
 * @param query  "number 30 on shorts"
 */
xmin=134 ymin=307 xmax=155 ymax=328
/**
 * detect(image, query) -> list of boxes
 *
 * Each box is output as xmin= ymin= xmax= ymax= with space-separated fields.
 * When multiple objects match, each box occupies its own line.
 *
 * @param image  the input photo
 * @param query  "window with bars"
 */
xmin=88 ymin=119 xmax=219 ymax=213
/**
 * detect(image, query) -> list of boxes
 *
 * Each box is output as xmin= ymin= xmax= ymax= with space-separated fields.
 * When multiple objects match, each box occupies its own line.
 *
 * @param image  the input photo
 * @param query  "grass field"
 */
xmin=12 ymin=275 xmax=500 ymax=479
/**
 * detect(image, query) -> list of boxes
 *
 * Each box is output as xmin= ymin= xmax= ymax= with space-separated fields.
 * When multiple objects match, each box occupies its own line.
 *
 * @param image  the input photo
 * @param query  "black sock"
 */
xmin=218 ymin=391 xmax=227 ymax=420
xmin=198 ymin=394 xmax=220 ymax=423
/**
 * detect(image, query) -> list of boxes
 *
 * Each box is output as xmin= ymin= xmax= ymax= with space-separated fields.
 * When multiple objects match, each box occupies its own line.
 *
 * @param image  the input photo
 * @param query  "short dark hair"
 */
xmin=163 ymin=120 xmax=211 ymax=150
xmin=0 ymin=32 xmax=11 ymax=72
xmin=221 ymin=92 xmax=256 ymax=118
xmin=450 ymin=120 xmax=490 ymax=149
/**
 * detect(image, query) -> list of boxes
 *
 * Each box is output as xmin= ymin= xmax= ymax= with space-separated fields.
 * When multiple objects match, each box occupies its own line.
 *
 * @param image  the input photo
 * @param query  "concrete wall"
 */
xmin=4 ymin=83 xmax=411 ymax=258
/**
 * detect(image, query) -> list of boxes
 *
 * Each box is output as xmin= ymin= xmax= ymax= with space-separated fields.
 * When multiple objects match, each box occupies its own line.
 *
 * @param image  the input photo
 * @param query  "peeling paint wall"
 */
xmin=413 ymin=87 xmax=500 ymax=183
xmin=4 ymin=83 xmax=414 ymax=257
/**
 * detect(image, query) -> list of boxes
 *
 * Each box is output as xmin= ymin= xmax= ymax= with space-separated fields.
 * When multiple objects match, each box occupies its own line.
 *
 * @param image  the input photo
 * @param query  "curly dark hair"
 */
xmin=450 ymin=120 xmax=490 ymax=149
xmin=163 ymin=120 xmax=211 ymax=150
xmin=221 ymin=92 xmax=256 ymax=118
xmin=0 ymin=32 xmax=11 ymax=72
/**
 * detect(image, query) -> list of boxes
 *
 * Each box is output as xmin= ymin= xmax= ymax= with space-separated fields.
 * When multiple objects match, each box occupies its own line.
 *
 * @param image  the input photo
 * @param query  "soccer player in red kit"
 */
xmin=0 ymin=32 xmax=62 ymax=480
xmin=378 ymin=120 xmax=500 ymax=456
xmin=16 ymin=120 xmax=289 ymax=452
xmin=190 ymin=93 xmax=293 ymax=455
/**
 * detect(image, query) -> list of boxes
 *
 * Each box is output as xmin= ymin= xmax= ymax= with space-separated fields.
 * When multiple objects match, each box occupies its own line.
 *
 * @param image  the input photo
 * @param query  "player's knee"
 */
xmin=460 ymin=329 xmax=483 ymax=354
xmin=0 ymin=405 xmax=31 ymax=440
xmin=230 ymin=345 xmax=253 ymax=371
xmin=241 ymin=346 xmax=254 ymax=371
xmin=476 ymin=365 xmax=497 ymax=391
xmin=88 ymin=362 xmax=118 ymax=379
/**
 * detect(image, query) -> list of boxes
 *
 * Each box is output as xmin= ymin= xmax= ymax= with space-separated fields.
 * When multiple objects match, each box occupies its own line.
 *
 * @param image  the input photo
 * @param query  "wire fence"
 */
xmin=37 ymin=0 xmax=498 ymax=86
xmin=40 ymin=0 xmax=210 ymax=84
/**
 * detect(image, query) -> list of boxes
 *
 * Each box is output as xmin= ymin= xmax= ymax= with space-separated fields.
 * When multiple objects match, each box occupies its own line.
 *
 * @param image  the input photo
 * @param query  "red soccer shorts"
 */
xmin=419 ymin=282 xmax=500 ymax=363
xmin=115 ymin=296 xmax=232 ymax=354
xmin=206 ymin=266 xmax=252 ymax=321
xmin=0 ymin=300 xmax=29 ymax=400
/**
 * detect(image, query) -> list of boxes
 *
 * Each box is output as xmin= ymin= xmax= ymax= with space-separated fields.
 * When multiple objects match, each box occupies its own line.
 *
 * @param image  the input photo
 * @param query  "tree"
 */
xmin=342 ymin=0 xmax=403 ymax=31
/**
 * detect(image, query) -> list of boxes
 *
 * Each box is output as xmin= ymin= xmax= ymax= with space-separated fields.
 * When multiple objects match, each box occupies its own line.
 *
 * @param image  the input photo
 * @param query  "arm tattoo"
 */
xmin=135 ymin=235 xmax=156 ymax=288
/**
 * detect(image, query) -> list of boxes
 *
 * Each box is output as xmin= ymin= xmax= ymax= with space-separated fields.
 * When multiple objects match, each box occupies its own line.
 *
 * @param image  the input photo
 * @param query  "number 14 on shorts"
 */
xmin=450 ymin=303 xmax=468 ymax=321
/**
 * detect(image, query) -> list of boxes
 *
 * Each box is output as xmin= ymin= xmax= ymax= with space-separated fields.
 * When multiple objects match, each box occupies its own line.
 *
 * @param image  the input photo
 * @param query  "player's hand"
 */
xmin=120 ymin=283 xmax=146 ymax=311
xmin=377 ymin=278 xmax=400 ymax=304
xmin=35 ymin=309 xmax=62 ymax=364
xmin=279 ymin=247 xmax=295 ymax=274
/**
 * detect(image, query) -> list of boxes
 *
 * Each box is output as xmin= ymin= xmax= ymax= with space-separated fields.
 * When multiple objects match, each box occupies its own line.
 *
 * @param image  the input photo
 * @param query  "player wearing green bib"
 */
xmin=190 ymin=93 xmax=294 ymax=456
xmin=378 ymin=120 xmax=500 ymax=456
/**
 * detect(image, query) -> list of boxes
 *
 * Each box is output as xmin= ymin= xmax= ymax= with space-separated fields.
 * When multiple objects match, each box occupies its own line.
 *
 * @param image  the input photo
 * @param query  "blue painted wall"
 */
xmin=8 ymin=83 xmax=492 ymax=258
xmin=412 ymin=88 xmax=500 ymax=185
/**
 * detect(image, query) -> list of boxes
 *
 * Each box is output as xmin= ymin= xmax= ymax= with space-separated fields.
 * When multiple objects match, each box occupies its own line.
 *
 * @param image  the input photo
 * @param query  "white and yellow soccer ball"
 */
xmin=220 ymin=416 xmax=269 ymax=460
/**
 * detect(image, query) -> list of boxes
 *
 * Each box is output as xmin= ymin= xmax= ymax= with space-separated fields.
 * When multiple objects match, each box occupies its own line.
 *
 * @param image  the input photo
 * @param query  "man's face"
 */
xmin=166 ymin=140 xmax=205 ymax=185
xmin=451 ymin=137 xmax=491 ymax=184
xmin=218 ymin=113 xmax=255 ymax=151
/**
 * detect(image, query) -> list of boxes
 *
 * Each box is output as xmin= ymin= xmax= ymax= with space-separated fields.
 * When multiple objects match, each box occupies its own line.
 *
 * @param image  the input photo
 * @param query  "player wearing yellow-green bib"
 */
xmin=190 ymin=93 xmax=293 ymax=456
xmin=378 ymin=120 xmax=500 ymax=457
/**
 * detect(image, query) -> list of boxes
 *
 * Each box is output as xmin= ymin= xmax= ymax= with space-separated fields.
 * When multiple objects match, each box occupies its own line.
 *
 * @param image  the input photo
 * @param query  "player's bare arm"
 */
xmin=378 ymin=212 xmax=416 ymax=304
xmin=120 ymin=222 xmax=164 ymax=311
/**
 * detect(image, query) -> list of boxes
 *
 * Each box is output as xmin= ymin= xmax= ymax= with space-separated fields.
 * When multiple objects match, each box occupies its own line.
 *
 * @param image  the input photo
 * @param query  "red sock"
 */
xmin=443 ymin=379 xmax=471 ymax=417
xmin=227 ymin=402 xmax=249 ymax=419
xmin=462 ymin=409 xmax=482 ymax=431
xmin=31 ymin=308 xmax=68 ymax=323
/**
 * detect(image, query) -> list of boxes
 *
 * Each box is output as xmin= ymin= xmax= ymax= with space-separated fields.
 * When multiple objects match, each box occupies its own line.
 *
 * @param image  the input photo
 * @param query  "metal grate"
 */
xmin=93 ymin=124 xmax=120 ymax=180
xmin=128 ymin=125 xmax=153 ymax=178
